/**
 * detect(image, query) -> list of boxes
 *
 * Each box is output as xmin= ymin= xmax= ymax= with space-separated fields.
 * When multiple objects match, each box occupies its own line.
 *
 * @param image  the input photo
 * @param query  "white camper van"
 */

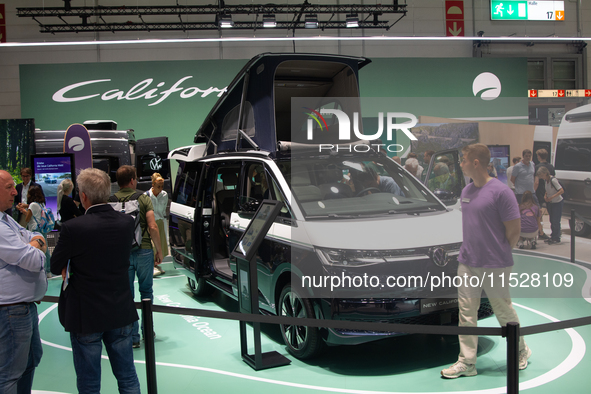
xmin=167 ymin=53 xmax=493 ymax=360
xmin=554 ymin=104 xmax=591 ymax=236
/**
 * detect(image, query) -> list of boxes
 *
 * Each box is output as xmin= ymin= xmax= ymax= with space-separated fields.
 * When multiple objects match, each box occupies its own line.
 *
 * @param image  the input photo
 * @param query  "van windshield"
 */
xmin=281 ymin=155 xmax=446 ymax=218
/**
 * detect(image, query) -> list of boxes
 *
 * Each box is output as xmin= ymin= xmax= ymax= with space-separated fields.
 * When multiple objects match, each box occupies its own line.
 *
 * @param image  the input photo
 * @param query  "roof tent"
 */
xmin=195 ymin=53 xmax=370 ymax=156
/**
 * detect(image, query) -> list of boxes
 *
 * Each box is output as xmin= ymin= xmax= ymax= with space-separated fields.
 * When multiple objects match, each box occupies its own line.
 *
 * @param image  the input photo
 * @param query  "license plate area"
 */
xmin=420 ymin=298 xmax=458 ymax=314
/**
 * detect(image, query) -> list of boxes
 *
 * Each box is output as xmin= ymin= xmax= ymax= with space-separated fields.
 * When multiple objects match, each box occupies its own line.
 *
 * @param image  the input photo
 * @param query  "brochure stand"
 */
xmin=231 ymin=200 xmax=291 ymax=371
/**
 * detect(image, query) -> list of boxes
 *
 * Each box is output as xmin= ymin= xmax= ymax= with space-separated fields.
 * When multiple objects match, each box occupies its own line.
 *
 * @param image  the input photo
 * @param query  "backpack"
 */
xmin=108 ymin=191 xmax=147 ymax=249
xmin=549 ymin=176 xmax=566 ymax=200
xmin=32 ymin=203 xmax=55 ymax=234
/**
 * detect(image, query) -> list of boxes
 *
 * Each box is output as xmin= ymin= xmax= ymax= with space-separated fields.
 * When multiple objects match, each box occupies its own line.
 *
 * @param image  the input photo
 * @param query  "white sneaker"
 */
xmin=153 ymin=267 xmax=162 ymax=277
xmin=519 ymin=346 xmax=532 ymax=370
xmin=441 ymin=361 xmax=477 ymax=378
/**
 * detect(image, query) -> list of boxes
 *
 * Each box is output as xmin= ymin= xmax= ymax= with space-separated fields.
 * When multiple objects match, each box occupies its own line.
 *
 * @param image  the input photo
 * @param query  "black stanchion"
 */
xmin=142 ymin=299 xmax=158 ymax=394
xmin=571 ymin=209 xmax=576 ymax=263
xmin=505 ymin=322 xmax=520 ymax=394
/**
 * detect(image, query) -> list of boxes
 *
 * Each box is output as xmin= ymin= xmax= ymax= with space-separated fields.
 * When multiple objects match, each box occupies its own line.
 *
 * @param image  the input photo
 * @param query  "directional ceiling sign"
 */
xmin=445 ymin=1 xmax=464 ymax=37
xmin=491 ymin=1 xmax=565 ymax=21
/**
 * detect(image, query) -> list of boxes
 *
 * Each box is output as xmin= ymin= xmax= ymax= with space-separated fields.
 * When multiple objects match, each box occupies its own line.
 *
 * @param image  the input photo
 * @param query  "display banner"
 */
xmin=20 ymin=57 xmax=528 ymax=156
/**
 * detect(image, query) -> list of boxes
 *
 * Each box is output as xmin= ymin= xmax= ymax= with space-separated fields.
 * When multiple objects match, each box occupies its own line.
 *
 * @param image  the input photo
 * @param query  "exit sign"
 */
xmin=491 ymin=1 xmax=564 ymax=21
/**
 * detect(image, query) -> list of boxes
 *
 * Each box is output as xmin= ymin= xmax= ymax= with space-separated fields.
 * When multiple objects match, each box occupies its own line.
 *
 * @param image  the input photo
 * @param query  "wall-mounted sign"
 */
xmin=491 ymin=1 xmax=564 ymax=21
xmin=445 ymin=1 xmax=464 ymax=37
xmin=529 ymin=89 xmax=591 ymax=98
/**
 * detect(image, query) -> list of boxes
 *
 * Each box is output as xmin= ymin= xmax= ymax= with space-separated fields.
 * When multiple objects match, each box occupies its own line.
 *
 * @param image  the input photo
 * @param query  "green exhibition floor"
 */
xmin=33 ymin=254 xmax=591 ymax=393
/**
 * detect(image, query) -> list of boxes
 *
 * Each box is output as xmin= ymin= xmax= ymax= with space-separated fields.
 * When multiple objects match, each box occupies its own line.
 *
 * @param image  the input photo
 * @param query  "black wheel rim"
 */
xmin=280 ymin=290 xmax=308 ymax=351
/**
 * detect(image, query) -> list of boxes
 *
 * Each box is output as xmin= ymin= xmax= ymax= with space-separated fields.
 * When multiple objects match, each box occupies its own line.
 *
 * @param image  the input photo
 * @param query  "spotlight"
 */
xmin=263 ymin=14 xmax=277 ymax=28
xmin=217 ymin=14 xmax=234 ymax=28
xmin=346 ymin=14 xmax=359 ymax=28
xmin=305 ymin=14 xmax=318 ymax=29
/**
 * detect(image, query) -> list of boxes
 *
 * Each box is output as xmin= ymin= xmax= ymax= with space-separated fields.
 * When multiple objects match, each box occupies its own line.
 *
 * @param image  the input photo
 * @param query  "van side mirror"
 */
xmin=238 ymin=196 xmax=261 ymax=212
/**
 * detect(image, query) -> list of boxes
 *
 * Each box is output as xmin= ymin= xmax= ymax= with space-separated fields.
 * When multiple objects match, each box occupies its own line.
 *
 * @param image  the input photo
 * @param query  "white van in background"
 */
xmin=554 ymin=104 xmax=591 ymax=236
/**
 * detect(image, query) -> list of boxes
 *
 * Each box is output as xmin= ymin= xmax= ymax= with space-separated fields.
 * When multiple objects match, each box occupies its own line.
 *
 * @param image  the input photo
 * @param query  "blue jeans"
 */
xmin=128 ymin=248 xmax=154 ymax=342
xmin=548 ymin=200 xmax=564 ymax=241
xmin=0 ymin=303 xmax=43 ymax=394
xmin=70 ymin=324 xmax=140 ymax=394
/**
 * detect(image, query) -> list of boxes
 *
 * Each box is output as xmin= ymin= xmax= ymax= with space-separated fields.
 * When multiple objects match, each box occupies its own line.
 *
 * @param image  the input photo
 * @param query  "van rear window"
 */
xmin=555 ymin=138 xmax=591 ymax=172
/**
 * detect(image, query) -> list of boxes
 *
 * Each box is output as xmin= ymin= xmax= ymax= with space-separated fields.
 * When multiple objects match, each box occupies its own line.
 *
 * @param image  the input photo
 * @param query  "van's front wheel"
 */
xmin=188 ymin=276 xmax=214 ymax=297
xmin=570 ymin=216 xmax=591 ymax=237
xmin=278 ymin=284 xmax=324 ymax=359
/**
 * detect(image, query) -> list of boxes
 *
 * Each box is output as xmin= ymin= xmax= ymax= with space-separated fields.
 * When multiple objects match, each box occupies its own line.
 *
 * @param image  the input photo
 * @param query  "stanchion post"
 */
xmin=142 ymin=298 xmax=158 ymax=394
xmin=571 ymin=209 xmax=575 ymax=263
xmin=505 ymin=322 xmax=519 ymax=394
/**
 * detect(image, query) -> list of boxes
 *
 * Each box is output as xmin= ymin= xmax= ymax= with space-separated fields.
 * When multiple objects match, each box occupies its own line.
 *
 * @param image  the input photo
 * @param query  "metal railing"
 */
xmin=40 ymin=294 xmax=591 ymax=394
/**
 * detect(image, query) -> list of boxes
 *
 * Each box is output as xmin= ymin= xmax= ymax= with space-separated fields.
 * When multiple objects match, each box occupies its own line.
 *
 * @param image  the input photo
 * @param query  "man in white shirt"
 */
xmin=505 ymin=156 xmax=520 ymax=192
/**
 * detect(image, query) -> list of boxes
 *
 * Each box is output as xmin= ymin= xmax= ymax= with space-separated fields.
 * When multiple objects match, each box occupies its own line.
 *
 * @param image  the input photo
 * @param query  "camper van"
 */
xmin=554 ymin=104 xmax=591 ymax=236
xmin=34 ymin=120 xmax=171 ymax=193
xmin=168 ymin=53 xmax=491 ymax=359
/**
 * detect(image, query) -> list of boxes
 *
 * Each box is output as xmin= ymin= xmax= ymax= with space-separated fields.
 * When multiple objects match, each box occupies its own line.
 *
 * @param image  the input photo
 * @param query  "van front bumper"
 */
xmin=320 ymin=297 xmax=493 ymax=346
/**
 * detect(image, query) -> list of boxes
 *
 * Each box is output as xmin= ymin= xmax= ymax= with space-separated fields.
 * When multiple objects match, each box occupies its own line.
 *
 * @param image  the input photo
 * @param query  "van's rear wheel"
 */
xmin=188 ymin=277 xmax=214 ymax=296
xmin=278 ymin=284 xmax=324 ymax=359
xmin=570 ymin=216 xmax=591 ymax=237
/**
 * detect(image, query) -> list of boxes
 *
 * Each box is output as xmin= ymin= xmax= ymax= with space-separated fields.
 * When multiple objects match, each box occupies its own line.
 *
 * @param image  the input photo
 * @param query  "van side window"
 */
xmin=555 ymin=138 xmax=591 ymax=172
xmin=239 ymin=162 xmax=293 ymax=219
xmin=174 ymin=162 xmax=200 ymax=207
xmin=221 ymin=102 xmax=255 ymax=141
xmin=239 ymin=163 xmax=269 ymax=209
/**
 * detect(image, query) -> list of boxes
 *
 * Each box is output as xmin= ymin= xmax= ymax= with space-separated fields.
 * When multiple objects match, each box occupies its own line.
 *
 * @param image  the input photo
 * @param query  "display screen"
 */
xmin=231 ymin=200 xmax=283 ymax=262
xmin=31 ymin=154 xmax=76 ymax=220
xmin=137 ymin=152 xmax=171 ymax=180
xmin=488 ymin=145 xmax=510 ymax=185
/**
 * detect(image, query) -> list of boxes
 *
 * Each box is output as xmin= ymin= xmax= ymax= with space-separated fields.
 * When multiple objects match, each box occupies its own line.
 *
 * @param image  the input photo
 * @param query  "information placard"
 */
xmin=31 ymin=153 xmax=76 ymax=220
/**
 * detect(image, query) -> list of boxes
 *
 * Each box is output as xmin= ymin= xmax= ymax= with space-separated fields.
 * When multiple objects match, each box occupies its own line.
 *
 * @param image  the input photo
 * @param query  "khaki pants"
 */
xmin=152 ymin=219 xmax=169 ymax=258
xmin=457 ymin=263 xmax=527 ymax=364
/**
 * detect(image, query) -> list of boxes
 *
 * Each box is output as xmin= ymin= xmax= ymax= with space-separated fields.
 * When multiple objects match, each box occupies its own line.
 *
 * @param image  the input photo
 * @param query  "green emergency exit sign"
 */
xmin=491 ymin=1 xmax=565 ymax=21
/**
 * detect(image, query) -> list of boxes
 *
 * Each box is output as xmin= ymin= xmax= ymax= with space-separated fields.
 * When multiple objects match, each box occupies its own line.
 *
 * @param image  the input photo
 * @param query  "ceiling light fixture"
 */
xmin=1 ymin=36 xmax=589 ymax=48
xmin=263 ymin=14 xmax=277 ymax=28
xmin=217 ymin=14 xmax=234 ymax=28
xmin=305 ymin=14 xmax=318 ymax=29
xmin=346 ymin=14 xmax=359 ymax=28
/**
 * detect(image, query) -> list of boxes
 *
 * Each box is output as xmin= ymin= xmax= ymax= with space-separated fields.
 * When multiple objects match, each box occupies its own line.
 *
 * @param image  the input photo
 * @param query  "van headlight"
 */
xmin=315 ymin=244 xmax=461 ymax=268
xmin=316 ymin=248 xmax=387 ymax=267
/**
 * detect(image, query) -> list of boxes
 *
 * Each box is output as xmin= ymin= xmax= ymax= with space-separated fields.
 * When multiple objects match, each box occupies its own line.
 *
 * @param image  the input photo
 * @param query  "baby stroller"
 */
xmin=518 ymin=192 xmax=541 ymax=250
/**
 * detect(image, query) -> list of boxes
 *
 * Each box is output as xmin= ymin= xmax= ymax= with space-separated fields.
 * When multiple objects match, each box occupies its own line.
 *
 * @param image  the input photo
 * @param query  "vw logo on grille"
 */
xmin=430 ymin=247 xmax=449 ymax=267
xmin=150 ymin=157 xmax=163 ymax=171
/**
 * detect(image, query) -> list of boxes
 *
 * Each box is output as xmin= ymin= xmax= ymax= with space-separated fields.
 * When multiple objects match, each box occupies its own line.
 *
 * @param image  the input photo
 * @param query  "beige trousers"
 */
xmin=457 ymin=263 xmax=527 ymax=365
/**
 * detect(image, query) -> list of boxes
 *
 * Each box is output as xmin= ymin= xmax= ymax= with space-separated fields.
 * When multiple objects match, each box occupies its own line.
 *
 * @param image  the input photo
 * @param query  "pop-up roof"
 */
xmin=195 ymin=53 xmax=370 ymax=155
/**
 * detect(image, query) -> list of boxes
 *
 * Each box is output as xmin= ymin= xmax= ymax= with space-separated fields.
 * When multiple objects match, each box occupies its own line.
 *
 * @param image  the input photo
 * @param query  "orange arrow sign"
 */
xmin=558 ymin=90 xmax=565 ymax=97
xmin=556 ymin=11 xmax=564 ymax=21
xmin=529 ymin=90 xmax=537 ymax=97
xmin=586 ymin=90 xmax=591 ymax=97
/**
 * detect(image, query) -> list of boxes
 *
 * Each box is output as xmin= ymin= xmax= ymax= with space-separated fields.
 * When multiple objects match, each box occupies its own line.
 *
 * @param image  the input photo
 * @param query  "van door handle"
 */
xmin=585 ymin=178 xmax=591 ymax=186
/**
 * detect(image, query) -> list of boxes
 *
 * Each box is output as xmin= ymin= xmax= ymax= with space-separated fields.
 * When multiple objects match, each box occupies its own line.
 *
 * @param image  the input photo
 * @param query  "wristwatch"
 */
xmin=35 ymin=238 xmax=45 ymax=248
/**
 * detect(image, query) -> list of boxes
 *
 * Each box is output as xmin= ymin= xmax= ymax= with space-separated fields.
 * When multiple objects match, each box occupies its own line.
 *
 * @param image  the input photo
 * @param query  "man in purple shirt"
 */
xmin=441 ymin=144 xmax=531 ymax=379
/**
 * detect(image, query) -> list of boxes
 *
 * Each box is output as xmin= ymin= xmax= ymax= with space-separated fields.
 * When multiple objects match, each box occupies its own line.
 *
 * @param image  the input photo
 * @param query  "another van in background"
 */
xmin=554 ymin=104 xmax=591 ymax=236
